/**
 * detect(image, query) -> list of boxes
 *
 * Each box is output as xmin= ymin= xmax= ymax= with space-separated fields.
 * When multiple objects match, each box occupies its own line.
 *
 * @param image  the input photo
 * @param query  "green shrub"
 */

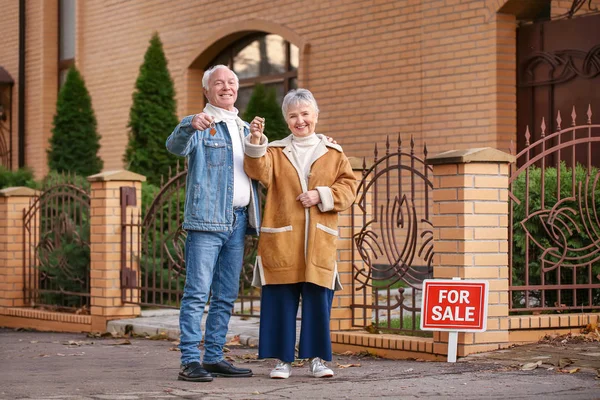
xmin=242 ymin=83 xmax=289 ymax=141
xmin=124 ymin=33 xmax=179 ymax=186
xmin=511 ymin=162 xmax=600 ymax=309
xmin=47 ymin=66 xmax=103 ymax=176
xmin=0 ymin=166 xmax=39 ymax=189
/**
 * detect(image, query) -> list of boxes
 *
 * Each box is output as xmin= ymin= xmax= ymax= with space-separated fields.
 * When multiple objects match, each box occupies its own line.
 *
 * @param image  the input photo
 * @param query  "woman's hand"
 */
xmin=250 ymin=116 xmax=265 ymax=144
xmin=296 ymin=190 xmax=321 ymax=208
xmin=192 ymin=113 xmax=214 ymax=130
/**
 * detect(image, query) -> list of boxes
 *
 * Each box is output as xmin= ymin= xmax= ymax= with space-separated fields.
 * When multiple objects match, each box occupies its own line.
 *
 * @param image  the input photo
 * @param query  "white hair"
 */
xmin=202 ymin=65 xmax=239 ymax=90
xmin=281 ymin=88 xmax=320 ymax=117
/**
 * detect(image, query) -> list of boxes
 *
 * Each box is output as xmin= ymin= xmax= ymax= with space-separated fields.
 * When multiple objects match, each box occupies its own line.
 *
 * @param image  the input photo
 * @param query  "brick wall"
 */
xmin=0 ymin=0 xmax=596 ymax=178
xmin=0 ymin=0 xmax=19 ymax=168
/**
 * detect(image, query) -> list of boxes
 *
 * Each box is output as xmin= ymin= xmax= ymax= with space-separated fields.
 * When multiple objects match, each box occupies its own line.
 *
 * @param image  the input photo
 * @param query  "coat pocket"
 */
xmin=312 ymin=223 xmax=338 ymax=270
xmin=259 ymin=225 xmax=294 ymax=269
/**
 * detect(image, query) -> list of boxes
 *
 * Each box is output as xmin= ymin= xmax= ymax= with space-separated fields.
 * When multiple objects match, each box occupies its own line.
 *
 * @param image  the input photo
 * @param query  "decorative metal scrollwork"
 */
xmin=520 ymin=45 xmax=600 ymax=87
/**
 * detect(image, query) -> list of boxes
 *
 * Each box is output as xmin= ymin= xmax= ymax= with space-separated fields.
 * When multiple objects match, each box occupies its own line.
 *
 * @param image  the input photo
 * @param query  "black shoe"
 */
xmin=202 ymin=360 xmax=253 ymax=377
xmin=178 ymin=362 xmax=214 ymax=382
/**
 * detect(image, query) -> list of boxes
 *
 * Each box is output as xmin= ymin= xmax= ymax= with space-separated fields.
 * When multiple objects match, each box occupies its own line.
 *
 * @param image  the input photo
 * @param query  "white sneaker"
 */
xmin=270 ymin=361 xmax=292 ymax=379
xmin=309 ymin=357 xmax=334 ymax=378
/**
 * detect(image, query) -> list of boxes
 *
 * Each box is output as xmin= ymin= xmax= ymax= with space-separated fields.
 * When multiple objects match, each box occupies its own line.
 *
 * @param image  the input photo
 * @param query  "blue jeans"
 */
xmin=179 ymin=208 xmax=247 ymax=365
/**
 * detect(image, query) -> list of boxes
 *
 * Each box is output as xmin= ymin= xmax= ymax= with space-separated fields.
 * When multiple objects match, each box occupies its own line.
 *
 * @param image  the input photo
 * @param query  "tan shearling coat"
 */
xmin=244 ymin=134 xmax=358 ymax=290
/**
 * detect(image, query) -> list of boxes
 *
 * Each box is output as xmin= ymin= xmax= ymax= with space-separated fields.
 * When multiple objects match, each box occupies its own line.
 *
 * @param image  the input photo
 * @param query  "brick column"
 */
xmin=87 ymin=171 xmax=145 ymax=332
xmin=331 ymin=158 xmax=371 ymax=332
xmin=0 ymin=187 xmax=38 ymax=308
xmin=427 ymin=148 xmax=514 ymax=357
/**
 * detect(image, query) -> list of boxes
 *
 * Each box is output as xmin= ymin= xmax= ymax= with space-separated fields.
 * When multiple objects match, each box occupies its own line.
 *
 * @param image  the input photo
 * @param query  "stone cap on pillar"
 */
xmin=87 ymin=170 xmax=147 ymax=183
xmin=0 ymin=186 xmax=39 ymax=197
xmin=426 ymin=148 xmax=515 ymax=165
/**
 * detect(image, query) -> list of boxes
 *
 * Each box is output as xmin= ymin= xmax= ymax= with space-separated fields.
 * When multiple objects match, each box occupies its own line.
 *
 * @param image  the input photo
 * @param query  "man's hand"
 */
xmin=249 ymin=116 xmax=265 ymax=144
xmin=296 ymin=190 xmax=321 ymax=208
xmin=192 ymin=113 xmax=214 ymax=131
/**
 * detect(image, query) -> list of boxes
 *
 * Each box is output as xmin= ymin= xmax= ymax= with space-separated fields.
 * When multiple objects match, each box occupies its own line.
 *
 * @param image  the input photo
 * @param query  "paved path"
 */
xmin=1 ymin=329 xmax=599 ymax=400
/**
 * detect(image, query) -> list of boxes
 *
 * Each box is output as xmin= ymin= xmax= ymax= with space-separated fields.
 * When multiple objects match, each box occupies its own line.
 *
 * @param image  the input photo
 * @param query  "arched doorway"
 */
xmin=206 ymin=33 xmax=299 ymax=114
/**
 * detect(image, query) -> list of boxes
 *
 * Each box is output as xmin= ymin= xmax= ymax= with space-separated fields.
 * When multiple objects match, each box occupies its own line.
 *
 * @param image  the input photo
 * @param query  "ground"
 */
xmin=0 ymin=328 xmax=599 ymax=399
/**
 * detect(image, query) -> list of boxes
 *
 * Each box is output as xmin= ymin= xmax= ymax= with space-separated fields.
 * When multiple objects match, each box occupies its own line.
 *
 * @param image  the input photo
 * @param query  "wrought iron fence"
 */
xmin=351 ymin=135 xmax=434 ymax=335
xmin=22 ymin=173 xmax=91 ymax=312
xmin=121 ymin=162 xmax=261 ymax=317
xmin=509 ymin=105 xmax=600 ymax=312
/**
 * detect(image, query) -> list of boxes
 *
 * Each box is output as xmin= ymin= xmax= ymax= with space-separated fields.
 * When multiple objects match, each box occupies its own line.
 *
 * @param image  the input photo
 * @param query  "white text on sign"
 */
xmin=431 ymin=290 xmax=475 ymax=322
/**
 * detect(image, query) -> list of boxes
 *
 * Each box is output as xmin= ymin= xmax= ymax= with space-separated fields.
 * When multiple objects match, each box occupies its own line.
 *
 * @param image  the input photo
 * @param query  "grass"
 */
xmin=375 ymin=314 xmax=432 ymax=337
xmin=371 ymin=278 xmax=408 ymax=290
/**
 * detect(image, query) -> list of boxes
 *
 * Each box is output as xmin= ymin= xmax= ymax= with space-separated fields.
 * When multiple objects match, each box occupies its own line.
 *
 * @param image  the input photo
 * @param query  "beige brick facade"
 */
xmin=0 ymin=0 xmax=589 ymax=178
xmin=2 ymin=0 xmax=600 ymax=178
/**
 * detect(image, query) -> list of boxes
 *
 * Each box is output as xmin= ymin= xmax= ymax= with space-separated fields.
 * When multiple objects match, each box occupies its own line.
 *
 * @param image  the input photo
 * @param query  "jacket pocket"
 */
xmin=203 ymin=138 xmax=227 ymax=166
xmin=313 ymin=223 xmax=338 ymax=270
xmin=259 ymin=225 xmax=294 ymax=269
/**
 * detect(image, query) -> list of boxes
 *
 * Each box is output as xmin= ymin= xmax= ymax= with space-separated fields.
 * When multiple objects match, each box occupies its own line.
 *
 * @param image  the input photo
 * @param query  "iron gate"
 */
xmin=351 ymin=136 xmax=434 ymax=335
xmin=22 ymin=173 xmax=91 ymax=312
xmin=509 ymin=105 xmax=600 ymax=312
xmin=121 ymin=162 xmax=260 ymax=317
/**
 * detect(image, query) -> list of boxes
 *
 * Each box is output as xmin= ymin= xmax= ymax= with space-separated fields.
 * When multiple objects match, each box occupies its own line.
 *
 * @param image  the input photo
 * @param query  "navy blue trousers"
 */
xmin=258 ymin=282 xmax=334 ymax=363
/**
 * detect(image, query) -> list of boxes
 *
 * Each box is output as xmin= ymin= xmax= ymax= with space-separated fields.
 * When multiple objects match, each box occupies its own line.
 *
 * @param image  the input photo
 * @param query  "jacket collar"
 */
xmin=270 ymin=134 xmax=342 ymax=186
xmin=269 ymin=134 xmax=343 ymax=153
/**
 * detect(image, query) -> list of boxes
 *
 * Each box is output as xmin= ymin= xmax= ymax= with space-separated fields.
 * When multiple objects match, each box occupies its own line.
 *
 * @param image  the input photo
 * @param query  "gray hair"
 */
xmin=202 ymin=65 xmax=239 ymax=90
xmin=281 ymin=88 xmax=319 ymax=117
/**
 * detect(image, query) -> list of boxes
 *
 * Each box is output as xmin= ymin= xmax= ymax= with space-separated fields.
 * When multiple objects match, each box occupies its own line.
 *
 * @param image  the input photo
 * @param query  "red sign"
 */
xmin=420 ymin=280 xmax=489 ymax=332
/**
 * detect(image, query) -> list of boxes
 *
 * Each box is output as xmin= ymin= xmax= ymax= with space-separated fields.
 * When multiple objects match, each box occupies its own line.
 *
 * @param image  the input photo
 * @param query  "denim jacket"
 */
xmin=165 ymin=115 xmax=261 ymax=234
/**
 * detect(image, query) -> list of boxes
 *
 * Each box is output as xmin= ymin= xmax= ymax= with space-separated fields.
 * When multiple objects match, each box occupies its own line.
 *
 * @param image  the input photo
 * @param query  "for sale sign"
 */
xmin=420 ymin=279 xmax=489 ymax=332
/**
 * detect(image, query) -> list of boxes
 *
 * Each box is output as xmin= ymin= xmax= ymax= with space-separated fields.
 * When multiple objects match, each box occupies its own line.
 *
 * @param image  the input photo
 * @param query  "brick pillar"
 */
xmin=87 ymin=171 xmax=145 ymax=332
xmin=427 ymin=148 xmax=514 ymax=357
xmin=331 ymin=159 xmax=371 ymax=332
xmin=0 ymin=187 xmax=38 ymax=308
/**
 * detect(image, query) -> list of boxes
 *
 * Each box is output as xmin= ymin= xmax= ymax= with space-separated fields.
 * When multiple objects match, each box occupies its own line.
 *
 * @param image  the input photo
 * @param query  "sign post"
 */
xmin=420 ymin=278 xmax=489 ymax=362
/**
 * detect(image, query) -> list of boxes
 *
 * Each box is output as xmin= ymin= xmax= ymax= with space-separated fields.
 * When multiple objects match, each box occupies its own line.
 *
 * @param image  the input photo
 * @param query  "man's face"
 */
xmin=204 ymin=68 xmax=238 ymax=111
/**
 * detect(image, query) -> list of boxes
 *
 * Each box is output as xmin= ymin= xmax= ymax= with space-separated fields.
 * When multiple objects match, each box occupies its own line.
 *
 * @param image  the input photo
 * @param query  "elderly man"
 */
xmin=166 ymin=65 xmax=261 ymax=382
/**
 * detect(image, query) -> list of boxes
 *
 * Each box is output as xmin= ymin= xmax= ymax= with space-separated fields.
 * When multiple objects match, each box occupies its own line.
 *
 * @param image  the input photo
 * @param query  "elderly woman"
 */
xmin=244 ymin=89 xmax=357 ymax=379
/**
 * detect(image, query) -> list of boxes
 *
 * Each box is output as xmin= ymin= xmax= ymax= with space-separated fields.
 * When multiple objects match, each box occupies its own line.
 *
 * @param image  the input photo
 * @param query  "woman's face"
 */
xmin=285 ymin=102 xmax=318 ymax=137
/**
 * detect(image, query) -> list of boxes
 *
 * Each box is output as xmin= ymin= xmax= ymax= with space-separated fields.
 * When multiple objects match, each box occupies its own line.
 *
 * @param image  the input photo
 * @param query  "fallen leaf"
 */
xmin=147 ymin=333 xmax=169 ymax=341
xmin=240 ymin=353 xmax=258 ymax=360
xmin=340 ymin=351 xmax=355 ymax=356
xmin=39 ymin=354 xmax=50 ymax=358
xmin=66 ymin=340 xmax=83 ymax=346
xmin=291 ymin=360 xmax=305 ymax=367
xmin=252 ymin=392 xmax=260 ymax=395
xmin=168 ymin=347 xmax=180 ymax=352
xmin=558 ymin=358 xmax=574 ymax=368
xmin=113 ymin=339 xmax=131 ymax=346
xmin=521 ymin=360 xmax=542 ymax=371
xmin=226 ymin=335 xmax=241 ymax=346
xmin=337 ymin=363 xmax=361 ymax=369
xmin=404 ymin=368 xmax=414 ymax=372
xmin=56 ymin=353 xmax=66 ymax=357
xmin=30 ymin=341 xmax=38 ymax=344
xmin=567 ymin=368 xmax=580 ymax=374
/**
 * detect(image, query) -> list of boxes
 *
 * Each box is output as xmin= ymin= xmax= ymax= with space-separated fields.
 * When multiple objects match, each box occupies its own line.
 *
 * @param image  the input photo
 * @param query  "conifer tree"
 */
xmin=47 ymin=66 xmax=103 ymax=176
xmin=124 ymin=32 xmax=178 ymax=185
xmin=242 ymin=84 xmax=289 ymax=141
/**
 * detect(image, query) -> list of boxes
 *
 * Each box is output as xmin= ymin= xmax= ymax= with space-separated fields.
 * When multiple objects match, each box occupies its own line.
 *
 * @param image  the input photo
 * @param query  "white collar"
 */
xmin=203 ymin=103 xmax=239 ymax=123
